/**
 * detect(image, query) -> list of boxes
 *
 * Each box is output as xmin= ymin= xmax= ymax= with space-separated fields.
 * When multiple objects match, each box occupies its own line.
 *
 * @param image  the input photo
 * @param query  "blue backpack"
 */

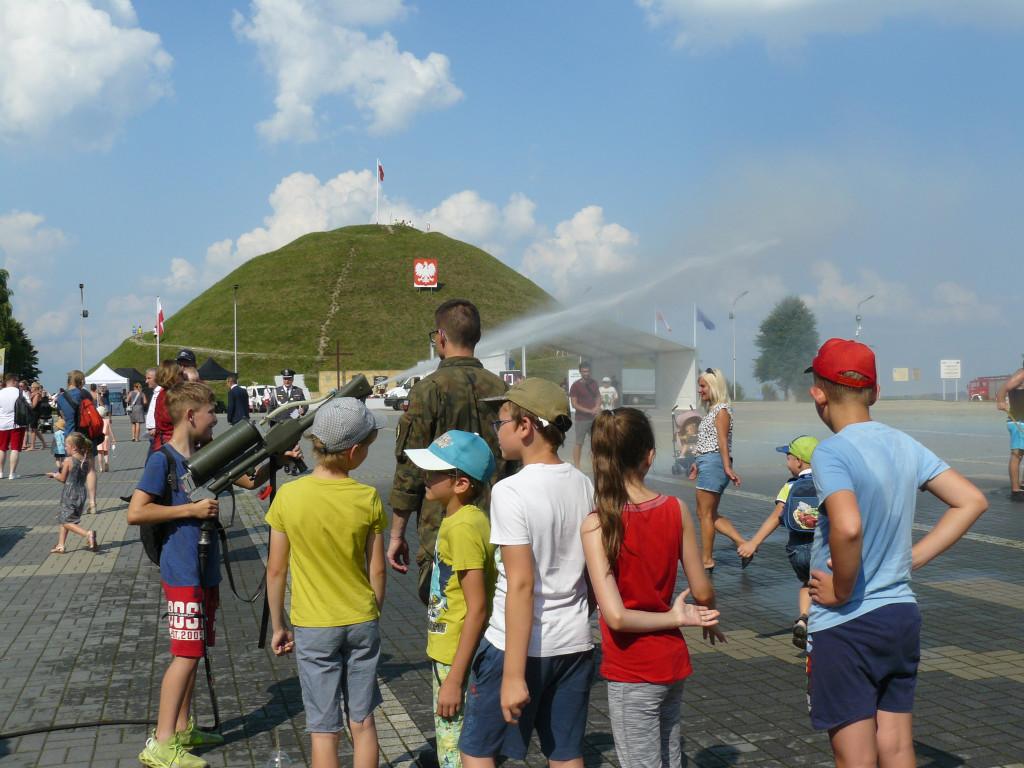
xmin=781 ymin=474 xmax=820 ymax=533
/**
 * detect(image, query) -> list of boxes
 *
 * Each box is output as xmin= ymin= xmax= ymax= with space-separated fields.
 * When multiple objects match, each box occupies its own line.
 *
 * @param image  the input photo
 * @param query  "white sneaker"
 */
xmin=8 ymin=473 xmax=21 ymax=479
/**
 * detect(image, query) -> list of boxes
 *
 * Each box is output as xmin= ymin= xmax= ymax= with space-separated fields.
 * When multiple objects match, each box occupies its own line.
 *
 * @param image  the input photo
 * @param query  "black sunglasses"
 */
xmin=705 ymin=368 xmax=714 ymax=375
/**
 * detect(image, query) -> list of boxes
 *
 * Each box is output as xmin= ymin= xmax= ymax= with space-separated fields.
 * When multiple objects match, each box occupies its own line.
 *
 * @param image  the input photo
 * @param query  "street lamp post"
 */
xmin=855 ymin=294 xmax=875 ymax=339
xmin=729 ymin=290 xmax=749 ymax=401
xmin=79 ymin=283 xmax=88 ymax=371
xmin=233 ymin=284 xmax=239 ymax=375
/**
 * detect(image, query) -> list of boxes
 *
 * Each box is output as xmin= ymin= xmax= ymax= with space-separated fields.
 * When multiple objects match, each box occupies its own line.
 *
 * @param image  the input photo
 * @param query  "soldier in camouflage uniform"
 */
xmin=389 ymin=299 xmax=509 ymax=604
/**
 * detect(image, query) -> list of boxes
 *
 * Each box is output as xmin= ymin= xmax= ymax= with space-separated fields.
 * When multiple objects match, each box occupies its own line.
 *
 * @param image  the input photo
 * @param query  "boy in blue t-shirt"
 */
xmin=737 ymin=434 xmax=819 ymax=649
xmin=128 ymin=382 xmax=298 ymax=768
xmin=804 ymin=339 xmax=987 ymax=768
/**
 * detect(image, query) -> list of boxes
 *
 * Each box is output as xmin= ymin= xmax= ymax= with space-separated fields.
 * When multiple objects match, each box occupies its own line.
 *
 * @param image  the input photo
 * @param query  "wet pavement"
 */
xmin=1 ymin=399 xmax=1022 ymax=767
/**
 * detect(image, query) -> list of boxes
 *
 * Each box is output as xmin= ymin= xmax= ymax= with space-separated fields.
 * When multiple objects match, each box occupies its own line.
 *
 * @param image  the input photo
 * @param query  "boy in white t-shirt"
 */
xmin=459 ymin=379 xmax=594 ymax=768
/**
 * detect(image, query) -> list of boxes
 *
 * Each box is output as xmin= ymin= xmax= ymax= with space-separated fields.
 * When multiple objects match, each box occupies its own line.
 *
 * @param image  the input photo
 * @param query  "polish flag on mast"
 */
xmin=157 ymin=298 xmax=164 ymax=336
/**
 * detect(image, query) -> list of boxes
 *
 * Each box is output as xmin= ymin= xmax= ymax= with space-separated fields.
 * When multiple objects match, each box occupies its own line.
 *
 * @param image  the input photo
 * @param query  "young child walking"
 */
xmin=266 ymin=397 xmax=389 ymax=768
xmin=581 ymin=408 xmax=723 ymax=768
xmin=805 ymin=339 xmax=987 ymax=767
xmin=96 ymin=404 xmax=114 ymax=471
xmin=405 ymin=430 xmax=497 ymax=768
xmin=52 ymin=416 xmax=67 ymax=472
xmin=460 ymin=378 xmax=594 ymax=768
xmin=46 ymin=432 xmax=97 ymax=554
xmin=737 ymin=435 xmax=820 ymax=649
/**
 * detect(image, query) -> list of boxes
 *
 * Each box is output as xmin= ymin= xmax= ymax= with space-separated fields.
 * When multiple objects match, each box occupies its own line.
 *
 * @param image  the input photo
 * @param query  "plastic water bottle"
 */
xmin=266 ymin=749 xmax=292 ymax=767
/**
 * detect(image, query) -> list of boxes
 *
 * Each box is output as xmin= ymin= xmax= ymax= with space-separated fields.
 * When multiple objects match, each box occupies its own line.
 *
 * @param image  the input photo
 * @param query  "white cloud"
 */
xmin=520 ymin=206 xmax=639 ymax=298
xmin=637 ymin=0 xmax=1024 ymax=51
xmin=0 ymin=0 xmax=172 ymax=151
xmin=234 ymin=0 xmax=463 ymax=142
xmin=0 ymin=211 xmax=68 ymax=258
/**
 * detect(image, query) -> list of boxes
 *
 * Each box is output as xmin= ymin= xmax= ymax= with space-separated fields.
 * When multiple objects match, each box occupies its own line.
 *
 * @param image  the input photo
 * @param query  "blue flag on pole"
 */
xmin=696 ymin=307 xmax=716 ymax=330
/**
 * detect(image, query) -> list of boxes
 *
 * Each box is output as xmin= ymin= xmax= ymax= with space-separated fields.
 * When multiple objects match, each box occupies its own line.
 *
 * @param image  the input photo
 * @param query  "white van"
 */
xmin=383 ymin=376 xmax=423 ymax=409
xmin=246 ymin=385 xmax=270 ymax=413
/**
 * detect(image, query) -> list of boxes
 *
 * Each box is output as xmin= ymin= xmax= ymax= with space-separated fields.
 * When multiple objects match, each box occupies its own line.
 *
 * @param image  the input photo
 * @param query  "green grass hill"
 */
xmin=102 ymin=225 xmax=556 ymax=385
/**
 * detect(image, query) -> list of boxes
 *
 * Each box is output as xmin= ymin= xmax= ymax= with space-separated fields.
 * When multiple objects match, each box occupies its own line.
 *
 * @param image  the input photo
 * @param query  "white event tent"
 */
xmin=85 ymin=364 xmax=129 ymax=390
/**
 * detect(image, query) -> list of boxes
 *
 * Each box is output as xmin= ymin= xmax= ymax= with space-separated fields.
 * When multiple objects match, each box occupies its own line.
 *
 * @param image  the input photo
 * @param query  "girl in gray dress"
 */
xmin=47 ymin=433 xmax=97 ymax=554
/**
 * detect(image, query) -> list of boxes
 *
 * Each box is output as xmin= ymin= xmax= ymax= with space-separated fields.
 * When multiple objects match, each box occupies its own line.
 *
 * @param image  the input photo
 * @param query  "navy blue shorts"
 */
xmin=459 ymin=639 xmax=594 ymax=760
xmin=786 ymin=542 xmax=812 ymax=584
xmin=807 ymin=602 xmax=921 ymax=731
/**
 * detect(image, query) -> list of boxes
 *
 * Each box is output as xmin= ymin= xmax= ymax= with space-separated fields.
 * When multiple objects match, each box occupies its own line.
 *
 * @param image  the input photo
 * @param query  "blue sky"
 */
xmin=1 ymin=0 xmax=1022 ymax=395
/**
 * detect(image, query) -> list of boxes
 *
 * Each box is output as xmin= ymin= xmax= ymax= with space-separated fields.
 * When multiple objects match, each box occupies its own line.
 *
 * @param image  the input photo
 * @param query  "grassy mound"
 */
xmin=101 ymin=225 xmax=555 ymax=384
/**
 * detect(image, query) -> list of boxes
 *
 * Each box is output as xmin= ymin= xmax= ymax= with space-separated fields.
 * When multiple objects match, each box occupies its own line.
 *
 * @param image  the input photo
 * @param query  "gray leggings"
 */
xmin=607 ymin=679 xmax=685 ymax=768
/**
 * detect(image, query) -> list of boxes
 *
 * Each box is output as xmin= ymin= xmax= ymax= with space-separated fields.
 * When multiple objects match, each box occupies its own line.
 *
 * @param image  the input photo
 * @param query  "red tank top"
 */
xmin=597 ymin=495 xmax=693 ymax=684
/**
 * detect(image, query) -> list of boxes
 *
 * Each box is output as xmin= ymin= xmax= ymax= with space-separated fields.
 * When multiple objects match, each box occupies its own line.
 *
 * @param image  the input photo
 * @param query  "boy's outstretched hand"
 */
xmin=501 ymin=677 xmax=531 ymax=725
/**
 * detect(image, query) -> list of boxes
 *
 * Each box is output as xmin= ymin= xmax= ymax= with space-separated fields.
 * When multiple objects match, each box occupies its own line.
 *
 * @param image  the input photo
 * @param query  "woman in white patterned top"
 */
xmin=688 ymin=368 xmax=748 ymax=573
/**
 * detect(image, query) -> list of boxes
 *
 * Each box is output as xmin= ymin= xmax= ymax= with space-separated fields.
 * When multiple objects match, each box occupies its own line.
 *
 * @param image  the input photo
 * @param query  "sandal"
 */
xmin=792 ymin=614 xmax=809 ymax=650
xmin=88 ymin=502 xmax=97 ymax=514
xmin=87 ymin=531 xmax=98 ymax=552
xmin=50 ymin=546 xmax=66 ymax=554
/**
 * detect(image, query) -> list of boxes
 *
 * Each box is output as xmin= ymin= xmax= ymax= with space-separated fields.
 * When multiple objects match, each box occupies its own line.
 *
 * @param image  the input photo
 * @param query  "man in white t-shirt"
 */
xmin=460 ymin=378 xmax=593 ymax=768
xmin=0 ymin=373 xmax=26 ymax=479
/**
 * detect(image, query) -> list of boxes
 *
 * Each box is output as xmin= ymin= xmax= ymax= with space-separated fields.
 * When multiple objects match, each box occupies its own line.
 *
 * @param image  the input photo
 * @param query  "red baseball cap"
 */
xmin=805 ymin=338 xmax=876 ymax=388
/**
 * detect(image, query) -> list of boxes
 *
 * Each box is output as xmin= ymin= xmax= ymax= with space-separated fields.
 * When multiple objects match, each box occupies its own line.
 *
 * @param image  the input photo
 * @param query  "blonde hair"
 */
xmin=65 ymin=432 xmax=92 ymax=455
xmin=699 ymin=368 xmax=730 ymax=411
xmin=165 ymin=382 xmax=215 ymax=424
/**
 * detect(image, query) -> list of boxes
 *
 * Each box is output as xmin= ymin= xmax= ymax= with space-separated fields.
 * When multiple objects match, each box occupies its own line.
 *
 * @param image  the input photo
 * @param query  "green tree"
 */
xmin=753 ymin=296 xmax=820 ymax=400
xmin=0 ymin=269 xmax=41 ymax=382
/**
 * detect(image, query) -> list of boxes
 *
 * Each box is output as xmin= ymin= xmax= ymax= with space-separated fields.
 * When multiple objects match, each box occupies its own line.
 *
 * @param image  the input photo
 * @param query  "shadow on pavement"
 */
xmin=0 ymin=525 xmax=29 ymax=558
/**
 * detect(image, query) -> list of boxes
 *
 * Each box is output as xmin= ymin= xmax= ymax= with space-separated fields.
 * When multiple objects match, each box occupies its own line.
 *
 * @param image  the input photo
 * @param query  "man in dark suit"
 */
xmin=226 ymin=374 xmax=250 ymax=425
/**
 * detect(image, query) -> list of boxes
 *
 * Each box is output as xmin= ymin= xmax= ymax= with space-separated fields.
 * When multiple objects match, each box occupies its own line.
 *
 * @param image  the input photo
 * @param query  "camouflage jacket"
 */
xmin=389 ymin=356 xmax=509 ymax=534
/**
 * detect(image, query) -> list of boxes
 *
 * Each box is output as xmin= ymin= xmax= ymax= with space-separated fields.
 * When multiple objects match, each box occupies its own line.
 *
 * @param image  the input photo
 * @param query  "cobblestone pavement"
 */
xmin=1 ymin=401 xmax=1023 ymax=767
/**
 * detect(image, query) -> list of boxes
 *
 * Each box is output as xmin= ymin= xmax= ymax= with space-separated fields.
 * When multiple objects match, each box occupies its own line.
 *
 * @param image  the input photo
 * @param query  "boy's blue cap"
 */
xmin=775 ymin=435 xmax=818 ymax=464
xmin=405 ymin=430 xmax=495 ymax=483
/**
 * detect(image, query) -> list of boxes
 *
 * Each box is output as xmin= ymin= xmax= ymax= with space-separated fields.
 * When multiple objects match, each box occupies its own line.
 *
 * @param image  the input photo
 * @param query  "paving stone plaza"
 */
xmin=1 ymin=400 xmax=1023 ymax=767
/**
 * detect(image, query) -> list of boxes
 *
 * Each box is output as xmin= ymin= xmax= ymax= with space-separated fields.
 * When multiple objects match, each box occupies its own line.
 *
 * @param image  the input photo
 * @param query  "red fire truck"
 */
xmin=968 ymin=375 xmax=1013 ymax=402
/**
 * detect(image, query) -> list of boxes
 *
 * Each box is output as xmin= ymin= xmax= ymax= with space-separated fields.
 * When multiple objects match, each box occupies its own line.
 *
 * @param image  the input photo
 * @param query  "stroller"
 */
xmin=36 ymin=400 xmax=54 ymax=433
xmin=670 ymin=406 xmax=702 ymax=475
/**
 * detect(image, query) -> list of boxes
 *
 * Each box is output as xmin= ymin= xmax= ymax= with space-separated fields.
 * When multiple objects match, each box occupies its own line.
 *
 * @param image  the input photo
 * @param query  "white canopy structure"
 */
xmin=85 ymin=364 xmax=129 ymax=390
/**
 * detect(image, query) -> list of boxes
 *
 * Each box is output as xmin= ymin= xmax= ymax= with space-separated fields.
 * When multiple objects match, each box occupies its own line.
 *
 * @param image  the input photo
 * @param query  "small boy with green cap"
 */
xmin=738 ymin=435 xmax=820 ymax=648
xmin=405 ymin=430 xmax=498 ymax=768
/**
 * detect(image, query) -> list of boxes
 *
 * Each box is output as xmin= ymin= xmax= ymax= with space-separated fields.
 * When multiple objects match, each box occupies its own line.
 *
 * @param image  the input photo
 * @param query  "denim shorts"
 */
xmin=807 ymin=602 xmax=921 ymax=731
xmin=294 ymin=620 xmax=383 ymax=731
xmin=695 ymin=453 xmax=729 ymax=494
xmin=459 ymin=639 xmax=594 ymax=760
xmin=786 ymin=542 xmax=812 ymax=584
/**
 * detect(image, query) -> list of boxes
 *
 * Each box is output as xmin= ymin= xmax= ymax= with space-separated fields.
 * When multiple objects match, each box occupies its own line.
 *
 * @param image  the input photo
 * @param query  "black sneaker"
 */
xmin=1011 ymin=490 xmax=1024 ymax=503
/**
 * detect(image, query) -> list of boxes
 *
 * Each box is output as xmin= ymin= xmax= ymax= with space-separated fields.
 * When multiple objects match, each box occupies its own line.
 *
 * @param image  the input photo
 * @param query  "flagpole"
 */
xmin=376 ymin=158 xmax=380 ymax=225
xmin=693 ymin=303 xmax=697 ymax=349
xmin=156 ymin=296 xmax=161 ymax=364
xmin=654 ymin=310 xmax=658 ymax=336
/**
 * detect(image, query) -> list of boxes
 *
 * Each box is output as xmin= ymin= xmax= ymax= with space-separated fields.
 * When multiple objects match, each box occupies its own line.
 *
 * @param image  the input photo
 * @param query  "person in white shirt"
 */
xmin=0 ymin=373 xmax=27 ymax=479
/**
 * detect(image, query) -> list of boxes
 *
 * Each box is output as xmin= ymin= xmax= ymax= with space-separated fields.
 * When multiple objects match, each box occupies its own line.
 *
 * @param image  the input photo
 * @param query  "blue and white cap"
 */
xmin=405 ymin=430 xmax=495 ymax=483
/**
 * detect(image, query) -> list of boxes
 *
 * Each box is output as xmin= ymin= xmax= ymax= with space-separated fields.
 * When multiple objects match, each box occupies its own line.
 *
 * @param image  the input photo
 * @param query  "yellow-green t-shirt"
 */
xmin=427 ymin=505 xmax=496 ymax=665
xmin=266 ymin=476 xmax=388 ymax=627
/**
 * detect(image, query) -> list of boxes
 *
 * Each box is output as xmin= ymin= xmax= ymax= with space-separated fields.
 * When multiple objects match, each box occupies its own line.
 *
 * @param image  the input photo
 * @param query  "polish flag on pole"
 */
xmin=157 ymin=298 xmax=164 ymax=337
xmin=378 ymin=162 xmax=384 ymax=182
xmin=656 ymin=310 xmax=672 ymax=333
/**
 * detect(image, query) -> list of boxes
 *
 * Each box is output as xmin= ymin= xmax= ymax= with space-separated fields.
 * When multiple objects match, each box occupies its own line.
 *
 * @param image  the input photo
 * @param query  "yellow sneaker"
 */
xmin=138 ymin=735 xmax=209 ymax=768
xmin=175 ymin=716 xmax=224 ymax=751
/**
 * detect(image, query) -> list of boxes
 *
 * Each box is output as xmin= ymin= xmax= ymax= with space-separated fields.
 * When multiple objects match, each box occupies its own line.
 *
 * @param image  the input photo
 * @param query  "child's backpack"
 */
xmin=781 ymin=473 xmax=820 ymax=533
xmin=138 ymin=446 xmax=179 ymax=567
xmin=13 ymin=394 xmax=31 ymax=428
xmin=61 ymin=391 xmax=105 ymax=441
